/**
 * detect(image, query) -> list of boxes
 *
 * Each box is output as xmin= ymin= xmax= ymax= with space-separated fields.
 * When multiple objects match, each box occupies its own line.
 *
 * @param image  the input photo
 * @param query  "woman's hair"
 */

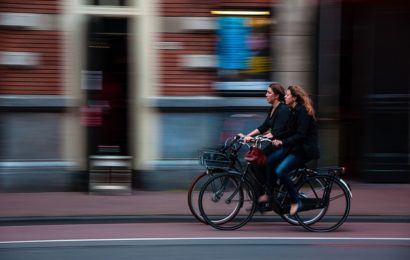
xmin=288 ymin=85 xmax=316 ymax=120
xmin=268 ymin=82 xmax=285 ymax=102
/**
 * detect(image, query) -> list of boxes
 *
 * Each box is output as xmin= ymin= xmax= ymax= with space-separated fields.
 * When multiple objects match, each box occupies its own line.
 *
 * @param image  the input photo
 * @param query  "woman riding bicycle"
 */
xmin=238 ymin=82 xmax=291 ymax=195
xmin=259 ymin=85 xmax=320 ymax=215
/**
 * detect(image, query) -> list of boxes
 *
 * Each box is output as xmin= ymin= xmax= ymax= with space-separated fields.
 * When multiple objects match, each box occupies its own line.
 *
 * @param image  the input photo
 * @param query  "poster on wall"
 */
xmin=214 ymin=11 xmax=272 ymax=92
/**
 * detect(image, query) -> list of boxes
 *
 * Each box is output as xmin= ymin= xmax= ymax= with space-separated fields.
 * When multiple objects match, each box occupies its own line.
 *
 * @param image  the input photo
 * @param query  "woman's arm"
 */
xmin=238 ymin=129 xmax=261 ymax=142
xmin=270 ymin=104 xmax=291 ymax=138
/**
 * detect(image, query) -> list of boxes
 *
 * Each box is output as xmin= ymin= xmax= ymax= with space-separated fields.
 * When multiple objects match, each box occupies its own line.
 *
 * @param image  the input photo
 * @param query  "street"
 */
xmin=0 ymin=238 xmax=408 ymax=260
xmin=0 ymin=222 xmax=409 ymax=259
xmin=0 ymin=182 xmax=409 ymax=259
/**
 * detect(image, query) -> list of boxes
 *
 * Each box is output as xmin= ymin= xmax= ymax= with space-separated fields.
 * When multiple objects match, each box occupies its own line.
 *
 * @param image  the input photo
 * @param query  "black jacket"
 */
xmin=257 ymin=102 xmax=291 ymax=139
xmin=282 ymin=103 xmax=320 ymax=160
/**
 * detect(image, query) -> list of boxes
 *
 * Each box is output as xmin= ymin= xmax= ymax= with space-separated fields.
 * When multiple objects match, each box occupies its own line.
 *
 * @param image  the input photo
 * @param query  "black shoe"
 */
xmin=246 ymin=202 xmax=272 ymax=213
xmin=257 ymin=202 xmax=272 ymax=213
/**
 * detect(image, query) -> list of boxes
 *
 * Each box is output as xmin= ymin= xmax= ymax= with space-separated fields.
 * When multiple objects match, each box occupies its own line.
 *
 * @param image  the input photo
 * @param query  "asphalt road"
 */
xmin=0 ymin=221 xmax=409 ymax=259
xmin=0 ymin=237 xmax=409 ymax=260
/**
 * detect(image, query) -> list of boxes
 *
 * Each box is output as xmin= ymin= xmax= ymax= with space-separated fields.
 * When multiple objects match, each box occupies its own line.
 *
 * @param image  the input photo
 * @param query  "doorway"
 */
xmin=83 ymin=17 xmax=129 ymax=156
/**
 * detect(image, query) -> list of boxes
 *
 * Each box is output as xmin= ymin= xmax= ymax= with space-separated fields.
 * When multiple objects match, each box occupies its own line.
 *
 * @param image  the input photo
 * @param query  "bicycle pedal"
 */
xmin=258 ymin=203 xmax=272 ymax=213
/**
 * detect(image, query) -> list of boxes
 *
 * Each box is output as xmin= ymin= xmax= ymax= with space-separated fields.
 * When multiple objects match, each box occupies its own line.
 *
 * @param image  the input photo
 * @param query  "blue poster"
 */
xmin=217 ymin=17 xmax=250 ymax=69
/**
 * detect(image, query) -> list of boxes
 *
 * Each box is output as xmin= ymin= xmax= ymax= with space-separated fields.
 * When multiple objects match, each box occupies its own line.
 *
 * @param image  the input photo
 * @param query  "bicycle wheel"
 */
xmin=198 ymin=173 xmax=256 ymax=230
xmin=187 ymin=171 xmax=211 ymax=224
xmin=295 ymin=175 xmax=351 ymax=232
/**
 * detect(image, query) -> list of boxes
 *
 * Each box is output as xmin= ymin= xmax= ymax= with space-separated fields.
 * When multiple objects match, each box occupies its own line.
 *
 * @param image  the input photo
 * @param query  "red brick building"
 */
xmin=0 ymin=0 xmax=408 ymax=191
xmin=0 ymin=0 xmax=64 ymax=95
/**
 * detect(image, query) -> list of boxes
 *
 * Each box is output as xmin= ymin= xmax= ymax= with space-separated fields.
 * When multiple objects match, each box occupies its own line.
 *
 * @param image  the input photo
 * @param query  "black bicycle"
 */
xmin=188 ymin=135 xmax=302 ymax=225
xmin=197 ymin=136 xmax=352 ymax=232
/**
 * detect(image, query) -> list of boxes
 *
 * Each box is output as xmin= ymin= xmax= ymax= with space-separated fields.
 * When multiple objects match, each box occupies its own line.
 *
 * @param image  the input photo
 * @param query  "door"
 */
xmin=82 ymin=16 xmax=129 ymax=156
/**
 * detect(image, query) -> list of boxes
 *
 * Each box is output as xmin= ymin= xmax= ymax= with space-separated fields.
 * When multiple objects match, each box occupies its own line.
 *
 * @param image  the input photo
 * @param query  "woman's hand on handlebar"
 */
xmin=237 ymin=133 xmax=254 ymax=143
xmin=272 ymin=139 xmax=283 ymax=147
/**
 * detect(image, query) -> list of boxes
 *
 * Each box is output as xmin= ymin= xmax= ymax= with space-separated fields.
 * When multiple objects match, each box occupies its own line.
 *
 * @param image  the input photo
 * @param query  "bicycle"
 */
xmin=197 ymin=136 xmax=352 ymax=232
xmin=188 ymin=135 xmax=299 ymax=225
xmin=189 ymin=135 xmax=329 ymax=227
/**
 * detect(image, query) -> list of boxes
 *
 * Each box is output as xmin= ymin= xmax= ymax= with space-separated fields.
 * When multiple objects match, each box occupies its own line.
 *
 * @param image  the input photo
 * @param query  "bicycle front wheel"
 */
xmin=198 ymin=173 xmax=256 ymax=230
xmin=187 ymin=171 xmax=211 ymax=224
xmin=295 ymin=175 xmax=351 ymax=232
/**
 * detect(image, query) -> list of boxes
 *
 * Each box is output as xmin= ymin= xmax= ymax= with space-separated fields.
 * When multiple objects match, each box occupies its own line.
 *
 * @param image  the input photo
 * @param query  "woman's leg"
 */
xmin=275 ymin=154 xmax=305 ymax=206
xmin=249 ymin=164 xmax=266 ymax=198
xmin=259 ymin=147 xmax=286 ymax=202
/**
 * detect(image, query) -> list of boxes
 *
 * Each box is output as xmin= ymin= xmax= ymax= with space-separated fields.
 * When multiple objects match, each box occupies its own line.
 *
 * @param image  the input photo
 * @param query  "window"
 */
xmin=86 ymin=0 xmax=128 ymax=6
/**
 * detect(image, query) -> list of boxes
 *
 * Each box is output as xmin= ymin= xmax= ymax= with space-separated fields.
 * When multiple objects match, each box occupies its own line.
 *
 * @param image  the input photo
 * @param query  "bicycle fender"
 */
xmin=226 ymin=169 xmax=242 ymax=176
xmin=339 ymin=178 xmax=353 ymax=199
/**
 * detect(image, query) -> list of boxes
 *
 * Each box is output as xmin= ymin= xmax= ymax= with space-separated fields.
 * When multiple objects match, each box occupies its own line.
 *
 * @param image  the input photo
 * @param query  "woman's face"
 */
xmin=265 ymin=87 xmax=277 ymax=104
xmin=285 ymin=90 xmax=296 ymax=107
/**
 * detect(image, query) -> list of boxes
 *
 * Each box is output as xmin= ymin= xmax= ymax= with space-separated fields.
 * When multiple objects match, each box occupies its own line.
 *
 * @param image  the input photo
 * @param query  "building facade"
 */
xmin=0 ymin=0 xmax=408 ymax=191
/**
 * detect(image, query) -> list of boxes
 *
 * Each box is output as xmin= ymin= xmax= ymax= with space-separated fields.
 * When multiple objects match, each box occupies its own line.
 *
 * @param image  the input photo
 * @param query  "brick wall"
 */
xmin=0 ymin=0 xmax=63 ymax=95
xmin=158 ymin=0 xmax=272 ymax=96
xmin=160 ymin=0 xmax=272 ymax=16
xmin=159 ymin=33 xmax=216 ymax=95
xmin=0 ymin=0 xmax=61 ymax=13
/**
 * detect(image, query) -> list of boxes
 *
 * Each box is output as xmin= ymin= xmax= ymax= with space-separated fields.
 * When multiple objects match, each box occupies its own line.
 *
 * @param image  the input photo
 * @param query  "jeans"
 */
xmin=265 ymin=147 xmax=306 ymax=203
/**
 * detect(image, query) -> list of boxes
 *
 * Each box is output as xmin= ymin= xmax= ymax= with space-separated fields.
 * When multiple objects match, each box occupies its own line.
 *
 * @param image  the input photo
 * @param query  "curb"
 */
xmin=0 ymin=215 xmax=409 ymax=226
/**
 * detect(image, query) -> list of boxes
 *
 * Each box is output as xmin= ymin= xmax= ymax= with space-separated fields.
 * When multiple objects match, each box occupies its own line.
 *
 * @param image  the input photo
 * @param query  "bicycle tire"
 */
xmin=198 ymin=173 xmax=257 ymax=230
xmin=187 ymin=171 xmax=209 ymax=224
xmin=295 ymin=175 xmax=351 ymax=232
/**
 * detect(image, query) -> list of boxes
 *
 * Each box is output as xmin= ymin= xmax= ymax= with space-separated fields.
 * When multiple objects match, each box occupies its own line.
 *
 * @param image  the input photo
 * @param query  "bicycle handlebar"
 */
xmin=235 ymin=135 xmax=272 ymax=144
xmin=219 ymin=135 xmax=272 ymax=153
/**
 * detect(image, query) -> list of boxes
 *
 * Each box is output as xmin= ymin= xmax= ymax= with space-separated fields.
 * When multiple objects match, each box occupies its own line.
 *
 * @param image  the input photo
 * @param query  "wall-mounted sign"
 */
xmin=217 ymin=17 xmax=250 ymax=70
xmin=213 ymin=9 xmax=272 ymax=92
xmin=0 ymin=52 xmax=40 ymax=67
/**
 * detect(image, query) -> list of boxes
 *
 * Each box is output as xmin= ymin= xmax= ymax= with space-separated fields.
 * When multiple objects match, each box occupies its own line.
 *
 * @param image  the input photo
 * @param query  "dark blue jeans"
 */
xmin=265 ymin=147 xmax=305 ymax=203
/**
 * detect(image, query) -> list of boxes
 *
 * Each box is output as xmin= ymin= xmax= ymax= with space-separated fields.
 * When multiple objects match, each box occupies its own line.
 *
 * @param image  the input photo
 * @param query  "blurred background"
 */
xmin=0 ymin=0 xmax=409 ymax=192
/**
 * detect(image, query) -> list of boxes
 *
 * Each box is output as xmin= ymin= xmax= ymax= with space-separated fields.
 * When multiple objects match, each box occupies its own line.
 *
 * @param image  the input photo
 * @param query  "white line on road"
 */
xmin=0 ymin=237 xmax=409 ymax=244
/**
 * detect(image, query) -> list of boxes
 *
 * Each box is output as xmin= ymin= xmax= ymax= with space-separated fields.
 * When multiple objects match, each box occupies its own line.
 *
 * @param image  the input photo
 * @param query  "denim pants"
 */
xmin=265 ymin=147 xmax=305 ymax=203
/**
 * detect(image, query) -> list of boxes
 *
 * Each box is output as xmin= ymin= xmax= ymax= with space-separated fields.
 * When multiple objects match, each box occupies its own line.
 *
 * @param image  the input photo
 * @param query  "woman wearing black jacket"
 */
xmin=240 ymin=82 xmax=291 ymax=142
xmin=238 ymin=83 xmax=291 ymax=205
xmin=259 ymin=85 xmax=320 ymax=215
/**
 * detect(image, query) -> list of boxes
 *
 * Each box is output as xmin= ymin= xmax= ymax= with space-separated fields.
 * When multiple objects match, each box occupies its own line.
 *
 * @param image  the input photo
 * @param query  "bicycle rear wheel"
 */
xmin=295 ymin=175 xmax=351 ymax=232
xmin=198 ymin=173 xmax=256 ymax=230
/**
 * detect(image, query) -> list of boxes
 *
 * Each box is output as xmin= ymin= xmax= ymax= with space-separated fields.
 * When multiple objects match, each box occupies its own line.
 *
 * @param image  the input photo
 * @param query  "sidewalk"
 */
xmin=0 ymin=181 xmax=409 ymax=222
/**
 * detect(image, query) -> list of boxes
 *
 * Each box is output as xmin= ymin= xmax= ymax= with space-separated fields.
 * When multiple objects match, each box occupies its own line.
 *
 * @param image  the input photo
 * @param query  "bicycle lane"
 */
xmin=0 ymin=222 xmax=409 ymax=243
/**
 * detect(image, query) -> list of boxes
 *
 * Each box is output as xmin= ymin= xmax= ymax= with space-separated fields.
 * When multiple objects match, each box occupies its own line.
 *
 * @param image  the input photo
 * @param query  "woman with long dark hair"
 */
xmin=259 ymin=85 xmax=320 ymax=215
xmin=238 ymin=83 xmax=291 ymax=209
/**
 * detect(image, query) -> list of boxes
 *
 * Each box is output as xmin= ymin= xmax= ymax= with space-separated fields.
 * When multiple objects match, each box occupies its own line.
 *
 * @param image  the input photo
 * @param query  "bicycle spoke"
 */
xmin=329 ymin=193 xmax=346 ymax=201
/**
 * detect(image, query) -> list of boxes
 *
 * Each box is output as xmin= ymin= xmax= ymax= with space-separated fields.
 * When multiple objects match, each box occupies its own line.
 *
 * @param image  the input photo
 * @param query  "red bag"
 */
xmin=244 ymin=146 xmax=266 ymax=165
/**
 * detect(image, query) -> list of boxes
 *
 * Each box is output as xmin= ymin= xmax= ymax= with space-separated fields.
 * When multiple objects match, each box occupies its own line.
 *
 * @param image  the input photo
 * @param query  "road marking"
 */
xmin=0 ymin=237 xmax=409 ymax=244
